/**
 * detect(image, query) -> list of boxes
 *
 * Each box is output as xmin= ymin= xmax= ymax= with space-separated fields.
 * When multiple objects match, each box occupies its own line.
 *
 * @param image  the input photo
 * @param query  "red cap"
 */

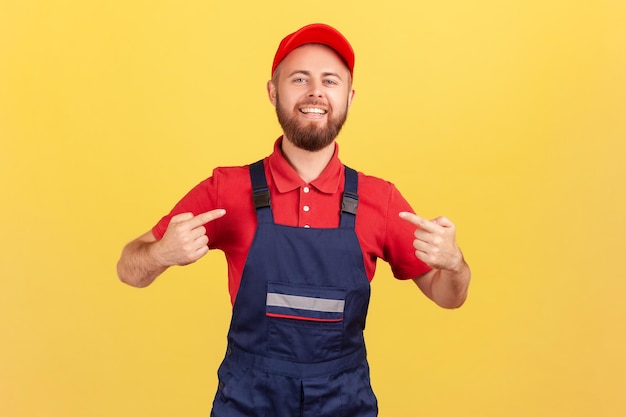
xmin=271 ymin=23 xmax=355 ymax=78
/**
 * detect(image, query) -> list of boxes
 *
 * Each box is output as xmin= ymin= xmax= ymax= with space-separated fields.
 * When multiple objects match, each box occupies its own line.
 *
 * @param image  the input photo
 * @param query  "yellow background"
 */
xmin=2 ymin=1 xmax=625 ymax=416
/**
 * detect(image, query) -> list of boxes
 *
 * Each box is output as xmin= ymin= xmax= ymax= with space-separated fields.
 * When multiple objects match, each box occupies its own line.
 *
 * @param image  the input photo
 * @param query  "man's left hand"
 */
xmin=399 ymin=212 xmax=464 ymax=272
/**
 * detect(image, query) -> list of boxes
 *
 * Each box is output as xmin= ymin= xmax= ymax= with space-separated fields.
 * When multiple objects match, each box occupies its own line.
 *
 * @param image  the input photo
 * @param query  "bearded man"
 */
xmin=117 ymin=23 xmax=471 ymax=417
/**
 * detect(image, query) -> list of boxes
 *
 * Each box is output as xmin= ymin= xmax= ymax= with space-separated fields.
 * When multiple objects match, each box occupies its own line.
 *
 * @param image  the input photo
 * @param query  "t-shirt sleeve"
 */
xmin=151 ymin=173 xmax=220 ymax=242
xmin=383 ymin=184 xmax=433 ymax=280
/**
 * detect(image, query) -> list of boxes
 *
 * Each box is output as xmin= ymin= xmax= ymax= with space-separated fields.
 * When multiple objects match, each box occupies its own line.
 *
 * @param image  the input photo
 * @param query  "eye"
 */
xmin=293 ymin=77 xmax=307 ymax=84
xmin=323 ymin=79 xmax=339 ymax=86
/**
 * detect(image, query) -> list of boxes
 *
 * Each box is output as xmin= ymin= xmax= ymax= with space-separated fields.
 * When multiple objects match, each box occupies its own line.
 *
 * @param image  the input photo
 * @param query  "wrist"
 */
xmin=147 ymin=240 xmax=170 ymax=269
xmin=448 ymin=249 xmax=465 ymax=273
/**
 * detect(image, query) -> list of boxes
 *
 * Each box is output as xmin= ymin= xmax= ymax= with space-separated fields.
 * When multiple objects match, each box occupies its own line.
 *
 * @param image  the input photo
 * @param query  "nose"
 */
xmin=307 ymin=79 xmax=324 ymax=98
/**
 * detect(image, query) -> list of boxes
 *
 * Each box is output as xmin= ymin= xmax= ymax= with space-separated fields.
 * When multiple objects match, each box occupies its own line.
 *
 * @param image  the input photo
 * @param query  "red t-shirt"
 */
xmin=153 ymin=138 xmax=431 ymax=305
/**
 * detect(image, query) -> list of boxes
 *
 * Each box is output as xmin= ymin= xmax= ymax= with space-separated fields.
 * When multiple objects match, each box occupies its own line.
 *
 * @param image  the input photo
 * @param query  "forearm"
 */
xmin=117 ymin=237 xmax=167 ymax=288
xmin=414 ymin=258 xmax=471 ymax=309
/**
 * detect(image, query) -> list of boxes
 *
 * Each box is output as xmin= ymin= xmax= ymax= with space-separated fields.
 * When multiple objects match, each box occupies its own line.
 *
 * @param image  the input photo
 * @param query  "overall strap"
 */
xmin=249 ymin=160 xmax=274 ymax=223
xmin=340 ymin=166 xmax=359 ymax=229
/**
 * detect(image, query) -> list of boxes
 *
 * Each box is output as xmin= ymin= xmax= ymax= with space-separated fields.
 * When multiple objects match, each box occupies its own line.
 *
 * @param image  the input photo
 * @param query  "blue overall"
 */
xmin=210 ymin=160 xmax=377 ymax=417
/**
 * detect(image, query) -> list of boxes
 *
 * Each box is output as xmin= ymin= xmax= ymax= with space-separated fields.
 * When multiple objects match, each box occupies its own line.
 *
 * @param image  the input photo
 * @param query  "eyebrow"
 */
xmin=288 ymin=70 xmax=343 ymax=80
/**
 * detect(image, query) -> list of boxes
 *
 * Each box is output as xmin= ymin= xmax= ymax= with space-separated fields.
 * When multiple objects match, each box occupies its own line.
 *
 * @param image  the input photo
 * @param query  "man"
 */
xmin=117 ymin=23 xmax=471 ymax=417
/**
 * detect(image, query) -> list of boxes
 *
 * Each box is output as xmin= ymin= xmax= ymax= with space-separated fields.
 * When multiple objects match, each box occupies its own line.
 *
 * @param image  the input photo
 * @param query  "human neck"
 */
xmin=280 ymin=137 xmax=336 ymax=184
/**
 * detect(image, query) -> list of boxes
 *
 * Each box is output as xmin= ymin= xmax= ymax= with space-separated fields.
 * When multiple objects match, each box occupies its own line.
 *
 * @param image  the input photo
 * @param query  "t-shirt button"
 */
xmin=303 ymin=186 xmax=310 ymax=193
xmin=303 ymin=205 xmax=310 ymax=212
xmin=304 ymin=224 xmax=310 ymax=228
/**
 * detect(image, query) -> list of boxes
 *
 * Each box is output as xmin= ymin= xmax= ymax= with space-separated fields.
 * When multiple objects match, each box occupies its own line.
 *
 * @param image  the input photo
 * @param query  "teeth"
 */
xmin=301 ymin=107 xmax=326 ymax=114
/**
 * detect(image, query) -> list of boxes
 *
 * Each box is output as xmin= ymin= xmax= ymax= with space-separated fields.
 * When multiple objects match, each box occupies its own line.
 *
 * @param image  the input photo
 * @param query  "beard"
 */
xmin=275 ymin=93 xmax=349 ymax=152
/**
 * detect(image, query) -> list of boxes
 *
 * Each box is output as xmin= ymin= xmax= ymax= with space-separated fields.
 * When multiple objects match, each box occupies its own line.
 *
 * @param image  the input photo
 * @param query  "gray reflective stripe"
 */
xmin=266 ymin=293 xmax=345 ymax=313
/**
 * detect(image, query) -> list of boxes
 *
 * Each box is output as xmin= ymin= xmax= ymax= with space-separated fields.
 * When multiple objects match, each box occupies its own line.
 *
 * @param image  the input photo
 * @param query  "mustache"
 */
xmin=297 ymin=99 xmax=328 ymax=108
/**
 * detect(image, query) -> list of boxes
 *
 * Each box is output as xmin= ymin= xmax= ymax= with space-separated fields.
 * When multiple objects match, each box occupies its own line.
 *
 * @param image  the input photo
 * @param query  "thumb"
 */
xmin=432 ymin=216 xmax=454 ymax=228
xmin=170 ymin=212 xmax=194 ymax=224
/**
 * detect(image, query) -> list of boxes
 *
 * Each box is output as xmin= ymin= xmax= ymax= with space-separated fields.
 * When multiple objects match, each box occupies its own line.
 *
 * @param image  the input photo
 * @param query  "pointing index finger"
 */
xmin=399 ymin=212 xmax=435 ymax=231
xmin=190 ymin=209 xmax=226 ymax=227
xmin=399 ymin=211 xmax=424 ymax=225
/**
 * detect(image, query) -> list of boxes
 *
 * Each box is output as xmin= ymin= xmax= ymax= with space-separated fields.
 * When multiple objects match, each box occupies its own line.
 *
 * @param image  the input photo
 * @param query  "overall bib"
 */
xmin=211 ymin=160 xmax=377 ymax=417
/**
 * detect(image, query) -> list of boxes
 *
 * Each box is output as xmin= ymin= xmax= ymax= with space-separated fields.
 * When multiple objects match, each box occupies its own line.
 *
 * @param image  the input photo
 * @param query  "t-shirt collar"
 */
xmin=268 ymin=137 xmax=344 ymax=194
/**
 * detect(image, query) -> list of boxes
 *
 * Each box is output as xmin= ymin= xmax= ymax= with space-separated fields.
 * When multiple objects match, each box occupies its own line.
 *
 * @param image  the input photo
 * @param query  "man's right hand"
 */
xmin=152 ymin=209 xmax=226 ymax=267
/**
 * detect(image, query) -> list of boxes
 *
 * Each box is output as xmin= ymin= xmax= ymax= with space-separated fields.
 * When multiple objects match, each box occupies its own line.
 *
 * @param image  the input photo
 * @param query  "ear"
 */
xmin=347 ymin=88 xmax=355 ymax=109
xmin=267 ymin=80 xmax=277 ymax=106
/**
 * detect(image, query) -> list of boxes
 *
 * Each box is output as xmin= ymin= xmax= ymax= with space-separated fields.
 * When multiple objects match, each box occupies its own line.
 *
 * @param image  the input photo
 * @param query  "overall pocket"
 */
xmin=266 ymin=282 xmax=346 ymax=362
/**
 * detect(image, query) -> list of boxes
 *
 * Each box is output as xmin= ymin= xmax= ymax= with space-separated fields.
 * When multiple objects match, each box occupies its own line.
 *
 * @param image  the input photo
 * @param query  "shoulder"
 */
xmin=195 ymin=164 xmax=253 ymax=191
xmin=354 ymin=169 xmax=414 ymax=231
xmin=356 ymin=170 xmax=394 ymax=188
xmin=356 ymin=170 xmax=401 ymax=204
xmin=210 ymin=164 xmax=252 ymax=178
xmin=172 ymin=164 xmax=254 ymax=211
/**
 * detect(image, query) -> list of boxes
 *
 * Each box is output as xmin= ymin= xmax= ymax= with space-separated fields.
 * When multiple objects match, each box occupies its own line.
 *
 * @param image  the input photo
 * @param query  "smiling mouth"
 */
xmin=299 ymin=107 xmax=327 ymax=115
